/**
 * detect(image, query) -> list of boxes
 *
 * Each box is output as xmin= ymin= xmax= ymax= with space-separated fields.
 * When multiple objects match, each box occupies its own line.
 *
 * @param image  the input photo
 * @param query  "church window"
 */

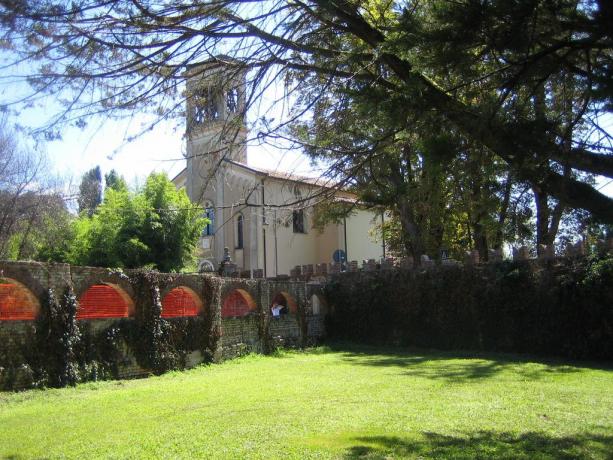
xmin=236 ymin=214 xmax=244 ymax=249
xmin=293 ymin=210 xmax=305 ymax=233
xmin=226 ymin=87 xmax=239 ymax=113
xmin=202 ymin=204 xmax=215 ymax=236
xmin=292 ymin=187 xmax=306 ymax=234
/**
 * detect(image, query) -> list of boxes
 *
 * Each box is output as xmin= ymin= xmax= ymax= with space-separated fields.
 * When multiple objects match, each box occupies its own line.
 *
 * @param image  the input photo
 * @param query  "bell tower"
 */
xmin=184 ymin=56 xmax=248 ymax=266
xmin=185 ymin=57 xmax=247 ymax=193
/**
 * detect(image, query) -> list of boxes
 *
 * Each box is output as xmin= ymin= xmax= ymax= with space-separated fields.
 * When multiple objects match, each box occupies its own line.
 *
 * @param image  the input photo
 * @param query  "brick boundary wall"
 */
xmin=3 ymin=254 xmax=611 ymax=390
xmin=0 ymin=261 xmax=327 ymax=390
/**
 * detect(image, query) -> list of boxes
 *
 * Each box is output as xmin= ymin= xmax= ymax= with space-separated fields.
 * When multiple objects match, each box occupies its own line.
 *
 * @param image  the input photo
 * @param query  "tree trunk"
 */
xmin=493 ymin=172 xmax=513 ymax=249
xmin=468 ymin=148 xmax=489 ymax=260
xmin=397 ymin=199 xmax=425 ymax=266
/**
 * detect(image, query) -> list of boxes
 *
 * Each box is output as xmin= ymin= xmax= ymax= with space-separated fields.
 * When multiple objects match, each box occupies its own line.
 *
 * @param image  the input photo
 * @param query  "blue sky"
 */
xmin=41 ymin=115 xmax=316 ymax=185
xmin=0 ymin=54 xmax=315 ymax=187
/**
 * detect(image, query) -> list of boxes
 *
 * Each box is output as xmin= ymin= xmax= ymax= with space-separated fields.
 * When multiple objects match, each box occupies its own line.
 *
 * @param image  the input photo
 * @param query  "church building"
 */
xmin=172 ymin=58 xmax=384 ymax=277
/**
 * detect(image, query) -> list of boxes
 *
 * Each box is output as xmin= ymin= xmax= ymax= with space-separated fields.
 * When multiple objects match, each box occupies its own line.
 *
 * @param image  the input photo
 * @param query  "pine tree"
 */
xmin=77 ymin=166 xmax=102 ymax=217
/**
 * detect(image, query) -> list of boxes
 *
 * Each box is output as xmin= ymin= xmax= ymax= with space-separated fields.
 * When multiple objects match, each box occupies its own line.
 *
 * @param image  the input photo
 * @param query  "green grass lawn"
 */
xmin=1 ymin=344 xmax=612 ymax=459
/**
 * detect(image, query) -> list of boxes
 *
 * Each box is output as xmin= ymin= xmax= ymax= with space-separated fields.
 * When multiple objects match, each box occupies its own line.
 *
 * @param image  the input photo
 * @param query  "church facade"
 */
xmin=172 ymin=58 xmax=384 ymax=277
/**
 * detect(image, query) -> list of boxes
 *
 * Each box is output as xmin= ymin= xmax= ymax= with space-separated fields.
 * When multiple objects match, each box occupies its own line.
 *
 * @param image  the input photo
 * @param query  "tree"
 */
xmin=77 ymin=166 xmax=102 ymax=216
xmin=0 ymin=119 xmax=70 ymax=261
xmin=105 ymin=169 xmax=128 ymax=193
xmin=67 ymin=172 xmax=205 ymax=272
xmin=0 ymin=0 xmax=611 ymax=222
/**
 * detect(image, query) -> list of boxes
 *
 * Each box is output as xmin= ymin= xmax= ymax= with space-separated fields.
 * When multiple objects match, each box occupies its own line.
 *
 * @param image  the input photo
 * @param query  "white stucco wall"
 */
xmin=175 ymin=146 xmax=384 ymax=276
xmin=345 ymin=209 xmax=384 ymax=263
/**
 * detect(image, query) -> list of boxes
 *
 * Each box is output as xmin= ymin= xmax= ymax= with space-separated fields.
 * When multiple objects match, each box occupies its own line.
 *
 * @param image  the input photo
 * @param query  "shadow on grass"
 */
xmin=343 ymin=431 xmax=613 ymax=459
xmin=322 ymin=342 xmax=613 ymax=383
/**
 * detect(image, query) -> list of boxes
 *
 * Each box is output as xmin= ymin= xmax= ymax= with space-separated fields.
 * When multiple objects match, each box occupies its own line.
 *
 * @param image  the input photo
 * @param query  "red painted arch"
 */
xmin=161 ymin=286 xmax=203 ymax=318
xmin=222 ymin=289 xmax=256 ymax=318
xmin=272 ymin=291 xmax=297 ymax=314
xmin=77 ymin=284 xmax=134 ymax=319
xmin=0 ymin=279 xmax=40 ymax=321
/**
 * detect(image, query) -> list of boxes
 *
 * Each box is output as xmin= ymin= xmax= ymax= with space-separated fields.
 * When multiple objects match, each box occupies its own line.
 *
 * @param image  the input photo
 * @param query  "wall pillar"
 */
xmin=215 ymin=168 xmax=225 ymax=264
xmin=250 ymin=194 xmax=259 ymax=274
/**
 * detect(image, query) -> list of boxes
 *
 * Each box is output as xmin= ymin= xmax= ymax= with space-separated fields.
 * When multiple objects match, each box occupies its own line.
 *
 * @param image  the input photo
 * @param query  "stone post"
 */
xmin=517 ymin=246 xmax=530 ymax=260
xmin=400 ymin=257 xmax=414 ymax=269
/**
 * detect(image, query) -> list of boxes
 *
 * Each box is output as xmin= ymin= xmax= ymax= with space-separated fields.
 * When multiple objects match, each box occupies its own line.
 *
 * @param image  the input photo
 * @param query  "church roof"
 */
xmin=171 ymin=160 xmax=338 ymax=190
xmin=171 ymin=160 xmax=360 ymax=204
xmin=224 ymin=159 xmax=338 ymax=188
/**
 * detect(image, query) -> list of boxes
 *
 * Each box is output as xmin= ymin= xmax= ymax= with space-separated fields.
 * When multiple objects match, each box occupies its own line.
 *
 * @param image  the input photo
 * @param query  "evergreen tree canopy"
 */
xmin=77 ymin=166 xmax=102 ymax=217
xmin=104 ymin=169 xmax=128 ymax=193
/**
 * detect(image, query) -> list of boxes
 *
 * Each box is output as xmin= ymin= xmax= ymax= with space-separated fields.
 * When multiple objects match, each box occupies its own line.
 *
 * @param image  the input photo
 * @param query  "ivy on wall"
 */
xmin=0 ymin=271 xmax=221 ymax=390
xmin=325 ymin=255 xmax=613 ymax=361
xmin=78 ymin=271 xmax=218 ymax=378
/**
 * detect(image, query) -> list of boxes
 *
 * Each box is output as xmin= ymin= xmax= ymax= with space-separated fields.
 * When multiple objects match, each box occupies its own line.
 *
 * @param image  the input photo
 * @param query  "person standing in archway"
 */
xmin=271 ymin=302 xmax=282 ymax=318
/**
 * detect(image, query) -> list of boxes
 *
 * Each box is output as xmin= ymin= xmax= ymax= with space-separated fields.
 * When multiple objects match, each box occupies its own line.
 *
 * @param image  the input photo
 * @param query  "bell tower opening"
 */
xmin=185 ymin=56 xmax=248 ymax=166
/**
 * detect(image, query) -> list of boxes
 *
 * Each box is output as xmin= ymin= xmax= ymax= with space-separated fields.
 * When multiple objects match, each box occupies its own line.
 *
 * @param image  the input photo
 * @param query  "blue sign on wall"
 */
xmin=333 ymin=249 xmax=346 ymax=263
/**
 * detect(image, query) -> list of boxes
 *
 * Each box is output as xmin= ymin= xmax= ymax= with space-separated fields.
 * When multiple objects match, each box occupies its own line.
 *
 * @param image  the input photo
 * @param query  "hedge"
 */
xmin=325 ymin=255 xmax=613 ymax=360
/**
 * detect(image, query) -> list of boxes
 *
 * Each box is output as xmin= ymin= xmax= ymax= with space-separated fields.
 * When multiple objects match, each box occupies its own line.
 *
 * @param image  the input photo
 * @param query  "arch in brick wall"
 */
xmin=272 ymin=291 xmax=297 ymax=314
xmin=222 ymin=289 xmax=256 ymax=318
xmin=0 ymin=278 xmax=41 ymax=321
xmin=77 ymin=283 xmax=135 ymax=319
xmin=310 ymin=293 xmax=328 ymax=315
xmin=161 ymin=286 xmax=204 ymax=318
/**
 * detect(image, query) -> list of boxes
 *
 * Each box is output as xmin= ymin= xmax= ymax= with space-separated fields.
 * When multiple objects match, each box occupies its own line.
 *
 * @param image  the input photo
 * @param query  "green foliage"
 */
xmin=583 ymin=256 xmax=613 ymax=288
xmin=326 ymin=256 xmax=613 ymax=360
xmin=290 ymin=0 xmax=610 ymax=257
xmin=138 ymin=172 xmax=206 ymax=272
xmin=67 ymin=172 xmax=206 ymax=272
xmin=0 ymin=192 xmax=74 ymax=263
xmin=33 ymin=208 xmax=75 ymax=262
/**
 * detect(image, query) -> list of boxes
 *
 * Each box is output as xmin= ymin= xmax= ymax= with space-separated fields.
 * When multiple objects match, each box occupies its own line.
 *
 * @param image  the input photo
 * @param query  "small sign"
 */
xmin=333 ymin=249 xmax=346 ymax=263
xmin=202 ymin=238 xmax=211 ymax=249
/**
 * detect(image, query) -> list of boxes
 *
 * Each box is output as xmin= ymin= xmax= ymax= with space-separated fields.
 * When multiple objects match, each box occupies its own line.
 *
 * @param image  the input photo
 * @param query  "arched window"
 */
xmin=77 ymin=284 xmax=134 ymax=319
xmin=192 ymin=87 xmax=219 ymax=125
xmin=0 ymin=279 xmax=40 ymax=321
xmin=272 ymin=291 xmax=298 ymax=314
xmin=202 ymin=207 xmax=215 ymax=236
xmin=161 ymin=287 xmax=204 ymax=318
xmin=226 ymin=87 xmax=239 ymax=113
xmin=236 ymin=214 xmax=244 ymax=249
